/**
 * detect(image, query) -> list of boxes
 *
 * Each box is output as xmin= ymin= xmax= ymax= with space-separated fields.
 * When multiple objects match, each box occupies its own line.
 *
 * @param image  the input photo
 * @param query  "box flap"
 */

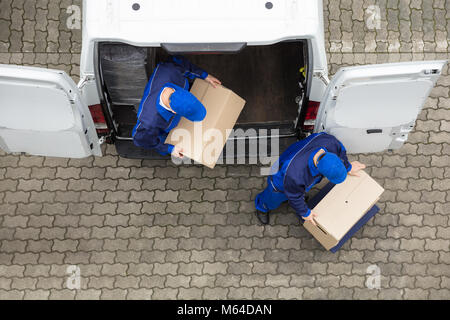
xmin=166 ymin=79 xmax=246 ymax=168
xmin=312 ymin=170 xmax=384 ymax=241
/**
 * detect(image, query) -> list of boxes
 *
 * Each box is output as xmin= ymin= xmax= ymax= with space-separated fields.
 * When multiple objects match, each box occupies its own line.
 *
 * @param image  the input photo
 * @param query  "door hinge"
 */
xmin=313 ymin=72 xmax=330 ymax=86
xmin=98 ymin=135 xmax=108 ymax=145
xmin=78 ymin=75 xmax=95 ymax=90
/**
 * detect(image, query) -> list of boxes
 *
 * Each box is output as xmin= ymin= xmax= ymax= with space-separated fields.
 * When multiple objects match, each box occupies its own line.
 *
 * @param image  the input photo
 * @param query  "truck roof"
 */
xmin=84 ymin=0 xmax=322 ymax=45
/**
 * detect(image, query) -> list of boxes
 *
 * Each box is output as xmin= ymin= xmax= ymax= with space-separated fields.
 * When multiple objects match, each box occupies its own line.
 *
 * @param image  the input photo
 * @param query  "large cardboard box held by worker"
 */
xmin=304 ymin=170 xmax=384 ymax=250
xmin=165 ymin=79 xmax=246 ymax=169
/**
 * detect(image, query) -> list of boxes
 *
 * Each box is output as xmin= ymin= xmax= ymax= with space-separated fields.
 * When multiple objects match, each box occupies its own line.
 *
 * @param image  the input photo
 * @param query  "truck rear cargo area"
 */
xmin=159 ymin=42 xmax=304 ymax=125
xmin=99 ymin=41 xmax=306 ymax=140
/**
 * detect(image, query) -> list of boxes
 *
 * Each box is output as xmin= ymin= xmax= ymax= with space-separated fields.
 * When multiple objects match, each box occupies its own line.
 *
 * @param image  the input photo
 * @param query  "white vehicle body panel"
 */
xmin=315 ymin=60 xmax=447 ymax=153
xmin=78 ymin=76 xmax=101 ymax=108
xmin=0 ymin=65 xmax=101 ymax=158
xmin=80 ymin=0 xmax=327 ymax=74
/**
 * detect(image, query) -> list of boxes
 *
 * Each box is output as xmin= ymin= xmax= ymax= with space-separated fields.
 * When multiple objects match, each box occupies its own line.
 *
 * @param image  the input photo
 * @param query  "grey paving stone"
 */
xmin=0 ymin=0 xmax=448 ymax=300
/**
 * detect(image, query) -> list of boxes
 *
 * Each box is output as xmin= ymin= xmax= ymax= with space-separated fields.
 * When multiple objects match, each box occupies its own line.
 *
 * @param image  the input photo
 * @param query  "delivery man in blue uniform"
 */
xmin=255 ymin=132 xmax=366 ymax=225
xmin=133 ymin=55 xmax=221 ymax=158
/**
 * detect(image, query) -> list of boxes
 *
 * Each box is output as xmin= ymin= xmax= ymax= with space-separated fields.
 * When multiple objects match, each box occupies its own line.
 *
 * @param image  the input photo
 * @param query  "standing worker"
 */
xmin=133 ymin=55 xmax=221 ymax=158
xmin=255 ymin=132 xmax=366 ymax=225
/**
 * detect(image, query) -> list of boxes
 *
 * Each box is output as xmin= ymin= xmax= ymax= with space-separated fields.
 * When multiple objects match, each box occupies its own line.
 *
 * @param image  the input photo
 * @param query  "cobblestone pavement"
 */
xmin=0 ymin=0 xmax=449 ymax=300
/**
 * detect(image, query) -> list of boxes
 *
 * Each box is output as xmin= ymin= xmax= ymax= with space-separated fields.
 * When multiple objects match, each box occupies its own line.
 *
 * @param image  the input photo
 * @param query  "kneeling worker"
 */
xmin=133 ymin=55 xmax=221 ymax=158
xmin=255 ymin=132 xmax=366 ymax=225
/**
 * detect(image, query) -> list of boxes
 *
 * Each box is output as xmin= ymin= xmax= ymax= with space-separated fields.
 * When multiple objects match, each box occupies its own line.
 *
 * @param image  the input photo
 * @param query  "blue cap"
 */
xmin=317 ymin=152 xmax=347 ymax=184
xmin=168 ymin=84 xmax=206 ymax=122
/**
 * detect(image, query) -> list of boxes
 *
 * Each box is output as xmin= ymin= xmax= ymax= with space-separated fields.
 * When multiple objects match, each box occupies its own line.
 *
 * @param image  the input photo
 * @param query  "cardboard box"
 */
xmin=305 ymin=182 xmax=380 ymax=253
xmin=165 ymin=79 xmax=246 ymax=169
xmin=304 ymin=170 xmax=384 ymax=250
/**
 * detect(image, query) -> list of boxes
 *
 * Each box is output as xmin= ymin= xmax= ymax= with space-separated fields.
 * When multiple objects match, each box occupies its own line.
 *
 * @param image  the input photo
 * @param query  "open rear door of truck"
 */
xmin=315 ymin=60 xmax=446 ymax=153
xmin=0 ymin=64 xmax=101 ymax=158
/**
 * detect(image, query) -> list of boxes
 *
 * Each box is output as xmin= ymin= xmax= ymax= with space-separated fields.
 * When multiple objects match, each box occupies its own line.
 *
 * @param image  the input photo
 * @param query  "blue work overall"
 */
xmin=132 ymin=55 xmax=208 ymax=155
xmin=255 ymin=133 xmax=352 ymax=220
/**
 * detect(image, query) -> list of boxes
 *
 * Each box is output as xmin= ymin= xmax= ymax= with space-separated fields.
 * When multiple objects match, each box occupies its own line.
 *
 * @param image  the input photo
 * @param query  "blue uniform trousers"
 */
xmin=255 ymin=177 xmax=288 ymax=213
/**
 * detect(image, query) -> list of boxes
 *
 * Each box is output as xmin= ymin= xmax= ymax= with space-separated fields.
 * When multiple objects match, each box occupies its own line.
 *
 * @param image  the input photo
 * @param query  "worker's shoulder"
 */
xmin=158 ymin=60 xmax=180 ymax=70
xmin=314 ymin=132 xmax=341 ymax=145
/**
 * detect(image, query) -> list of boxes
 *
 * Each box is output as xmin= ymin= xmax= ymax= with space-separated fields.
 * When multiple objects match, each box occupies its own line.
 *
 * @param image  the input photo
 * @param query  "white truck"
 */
xmin=0 ymin=0 xmax=446 ymax=160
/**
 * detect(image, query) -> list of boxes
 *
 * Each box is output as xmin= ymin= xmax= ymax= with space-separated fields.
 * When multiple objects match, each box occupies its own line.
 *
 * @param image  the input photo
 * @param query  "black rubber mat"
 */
xmin=156 ymin=41 xmax=305 ymax=125
xmin=99 ymin=43 xmax=149 ymax=107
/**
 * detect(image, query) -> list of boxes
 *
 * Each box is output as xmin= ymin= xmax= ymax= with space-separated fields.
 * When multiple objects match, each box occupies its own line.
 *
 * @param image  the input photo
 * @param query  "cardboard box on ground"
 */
xmin=166 ymin=79 xmax=246 ymax=169
xmin=304 ymin=170 xmax=384 ymax=250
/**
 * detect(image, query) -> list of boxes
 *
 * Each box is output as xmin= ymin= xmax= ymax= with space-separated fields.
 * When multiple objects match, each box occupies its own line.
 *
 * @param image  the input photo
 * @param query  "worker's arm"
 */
xmin=284 ymin=177 xmax=311 ymax=220
xmin=133 ymin=126 xmax=174 ymax=156
xmin=172 ymin=55 xmax=208 ymax=80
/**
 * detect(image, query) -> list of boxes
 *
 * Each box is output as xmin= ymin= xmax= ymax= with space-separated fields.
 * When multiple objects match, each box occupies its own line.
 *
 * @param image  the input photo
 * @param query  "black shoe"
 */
xmin=255 ymin=210 xmax=270 ymax=225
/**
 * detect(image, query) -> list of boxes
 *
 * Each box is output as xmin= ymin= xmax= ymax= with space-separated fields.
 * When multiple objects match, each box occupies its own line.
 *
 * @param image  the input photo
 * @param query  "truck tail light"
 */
xmin=88 ymin=104 xmax=109 ymax=134
xmin=302 ymin=100 xmax=320 ymax=131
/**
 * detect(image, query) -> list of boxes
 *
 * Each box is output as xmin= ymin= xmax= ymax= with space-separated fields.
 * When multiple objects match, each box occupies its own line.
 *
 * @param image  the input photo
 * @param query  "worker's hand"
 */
xmin=348 ymin=161 xmax=366 ymax=177
xmin=171 ymin=145 xmax=184 ymax=159
xmin=205 ymin=75 xmax=222 ymax=88
xmin=303 ymin=210 xmax=318 ymax=226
